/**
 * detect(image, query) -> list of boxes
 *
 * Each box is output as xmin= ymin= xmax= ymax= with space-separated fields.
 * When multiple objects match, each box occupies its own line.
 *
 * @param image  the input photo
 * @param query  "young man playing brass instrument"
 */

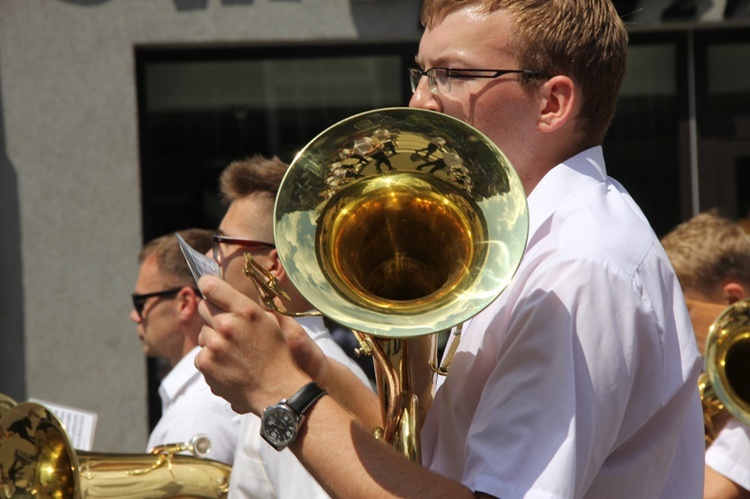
xmin=194 ymin=1 xmax=704 ymax=497
xmin=210 ymin=155 xmax=372 ymax=498
xmin=662 ymin=211 xmax=750 ymax=499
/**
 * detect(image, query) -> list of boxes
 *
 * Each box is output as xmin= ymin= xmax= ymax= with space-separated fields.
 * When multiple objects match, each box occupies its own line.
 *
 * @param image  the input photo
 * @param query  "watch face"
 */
xmin=262 ymin=405 xmax=299 ymax=448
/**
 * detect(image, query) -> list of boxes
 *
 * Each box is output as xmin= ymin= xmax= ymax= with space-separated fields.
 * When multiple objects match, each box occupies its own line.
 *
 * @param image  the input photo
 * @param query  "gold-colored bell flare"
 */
xmin=260 ymin=107 xmax=528 ymax=461
xmin=274 ymin=107 xmax=528 ymax=338
xmin=0 ymin=394 xmax=16 ymax=420
xmin=0 ymin=398 xmax=231 ymax=498
xmin=702 ymin=299 xmax=750 ymax=445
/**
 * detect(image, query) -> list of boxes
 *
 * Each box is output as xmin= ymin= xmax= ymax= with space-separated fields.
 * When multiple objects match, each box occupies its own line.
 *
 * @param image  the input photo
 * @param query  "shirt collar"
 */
xmin=526 ymin=146 xmax=607 ymax=239
xmin=159 ymin=345 xmax=202 ymax=404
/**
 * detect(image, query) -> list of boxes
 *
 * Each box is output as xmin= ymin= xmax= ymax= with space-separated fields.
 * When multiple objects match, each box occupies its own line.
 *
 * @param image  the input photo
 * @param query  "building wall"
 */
xmin=0 ymin=0 xmax=422 ymax=453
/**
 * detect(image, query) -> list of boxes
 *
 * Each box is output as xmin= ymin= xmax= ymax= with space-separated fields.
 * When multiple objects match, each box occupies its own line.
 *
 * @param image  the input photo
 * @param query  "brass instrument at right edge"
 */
xmin=699 ymin=299 xmax=750 ymax=445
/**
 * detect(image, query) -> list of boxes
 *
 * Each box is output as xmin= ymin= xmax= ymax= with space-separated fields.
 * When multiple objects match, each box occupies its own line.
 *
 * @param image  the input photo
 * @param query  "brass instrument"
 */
xmin=0 ymin=396 xmax=231 ymax=498
xmin=0 ymin=395 xmax=15 ymax=420
xmin=247 ymin=107 xmax=528 ymax=460
xmin=700 ymin=299 xmax=750 ymax=445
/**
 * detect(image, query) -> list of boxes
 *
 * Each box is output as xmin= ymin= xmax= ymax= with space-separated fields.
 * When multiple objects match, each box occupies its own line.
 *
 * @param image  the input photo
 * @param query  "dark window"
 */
xmin=693 ymin=28 xmax=750 ymax=225
xmin=136 ymin=42 xmax=416 ymax=429
xmin=604 ymin=31 xmax=690 ymax=237
xmin=137 ymin=43 xmax=416 ymax=241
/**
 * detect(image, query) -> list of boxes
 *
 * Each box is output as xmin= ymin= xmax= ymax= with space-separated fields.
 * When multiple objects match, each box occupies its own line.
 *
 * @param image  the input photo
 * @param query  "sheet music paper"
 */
xmin=175 ymin=233 xmax=221 ymax=296
xmin=29 ymin=398 xmax=98 ymax=451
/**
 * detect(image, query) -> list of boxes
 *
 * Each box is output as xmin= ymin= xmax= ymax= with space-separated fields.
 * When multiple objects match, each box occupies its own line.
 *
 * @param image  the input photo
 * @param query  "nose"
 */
xmin=409 ymin=78 xmax=441 ymax=112
xmin=129 ymin=307 xmax=141 ymax=324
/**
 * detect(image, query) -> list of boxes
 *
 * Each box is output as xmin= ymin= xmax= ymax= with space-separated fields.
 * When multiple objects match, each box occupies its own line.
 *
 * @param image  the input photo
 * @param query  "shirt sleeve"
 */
xmin=706 ymin=418 xmax=750 ymax=491
xmin=464 ymin=254 xmax=691 ymax=498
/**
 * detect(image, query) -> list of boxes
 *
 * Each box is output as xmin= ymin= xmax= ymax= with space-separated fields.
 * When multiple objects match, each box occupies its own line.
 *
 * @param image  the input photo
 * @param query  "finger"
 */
xmin=275 ymin=311 xmax=305 ymax=338
xmin=196 ymin=324 xmax=221 ymax=356
xmin=194 ymin=345 xmax=235 ymax=405
xmin=198 ymin=326 xmax=206 ymax=347
xmin=198 ymin=278 xmax=287 ymax=356
xmin=197 ymin=275 xmax=253 ymax=328
xmin=199 ymin=275 xmax=263 ymax=319
xmin=197 ymin=298 xmax=217 ymax=328
xmin=194 ymin=338 xmax=214 ymax=376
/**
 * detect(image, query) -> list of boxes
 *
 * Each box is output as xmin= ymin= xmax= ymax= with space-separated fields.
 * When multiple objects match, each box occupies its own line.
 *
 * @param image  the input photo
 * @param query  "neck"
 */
xmin=285 ymin=294 xmax=314 ymax=315
xmin=279 ymin=282 xmax=313 ymax=315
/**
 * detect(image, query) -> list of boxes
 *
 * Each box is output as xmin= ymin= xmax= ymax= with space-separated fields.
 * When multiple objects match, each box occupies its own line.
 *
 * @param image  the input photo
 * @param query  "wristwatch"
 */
xmin=260 ymin=382 xmax=327 ymax=451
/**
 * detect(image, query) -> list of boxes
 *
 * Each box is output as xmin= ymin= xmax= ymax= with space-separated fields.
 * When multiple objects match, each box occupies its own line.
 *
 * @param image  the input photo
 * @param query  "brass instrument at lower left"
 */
xmin=0 ymin=395 xmax=231 ymax=498
xmin=0 ymin=395 xmax=15 ymax=420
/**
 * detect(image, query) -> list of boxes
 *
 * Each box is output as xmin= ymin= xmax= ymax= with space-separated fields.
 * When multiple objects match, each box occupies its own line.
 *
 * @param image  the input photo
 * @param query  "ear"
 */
xmin=265 ymin=249 xmax=287 ymax=282
xmin=722 ymin=280 xmax=747 ymax=305
xmin=177 ymin=287 xmax=200 ymax=320
xmin=538 ymin=75 xmax=576 ymax=133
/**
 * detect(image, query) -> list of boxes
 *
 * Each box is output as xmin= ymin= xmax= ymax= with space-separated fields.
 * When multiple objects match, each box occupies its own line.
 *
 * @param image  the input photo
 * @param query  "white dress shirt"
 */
xmin=706 ymin=418 xmax=750 ymax=491
xmin=421 ymin=147 xmax=705 ymax=498
xmin=147 ymin=346 xmax=241 ymax=464
xmin=229 ymin=315 xmax=372 ymax=499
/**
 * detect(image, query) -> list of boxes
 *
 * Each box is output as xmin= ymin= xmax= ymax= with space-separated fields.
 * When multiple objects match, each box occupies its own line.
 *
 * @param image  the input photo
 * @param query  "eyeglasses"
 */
xmin=408 ymin=67 xmax=551 ymax=95
xmin=211 ymin=234 xmax=275 ymax=264
xmin=132 ymin=287 xmax=190 ymax=319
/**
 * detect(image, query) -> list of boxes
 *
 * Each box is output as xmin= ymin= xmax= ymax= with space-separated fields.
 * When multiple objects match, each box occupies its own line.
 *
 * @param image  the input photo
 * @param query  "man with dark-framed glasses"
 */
xmin=130 ymin=228 xmax=240 ymax=464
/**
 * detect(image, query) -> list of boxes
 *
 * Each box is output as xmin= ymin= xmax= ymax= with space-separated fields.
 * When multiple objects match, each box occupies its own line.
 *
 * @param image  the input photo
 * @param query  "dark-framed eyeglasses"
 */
xmin=211 ymin=234 xmax=276 ymax=264
xmin=132 ymin=287 xmax=194 ymax=319
xmin=408 ymin=67 xmax=551 ymax=95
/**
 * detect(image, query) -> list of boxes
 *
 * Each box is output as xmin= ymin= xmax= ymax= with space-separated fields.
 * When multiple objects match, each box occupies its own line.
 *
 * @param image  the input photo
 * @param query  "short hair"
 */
xmin=139 ymin=228 xmax=213 ymax=285
xmin=219 ymin=154 xmax=288 ymax=203
xmin=661 ymin=211 xmax=750 ymax=296
xmin=419 ymin=0 xmax=628 ymax=145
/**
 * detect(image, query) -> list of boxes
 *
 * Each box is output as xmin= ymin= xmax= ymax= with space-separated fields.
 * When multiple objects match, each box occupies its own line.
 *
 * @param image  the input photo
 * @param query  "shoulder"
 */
xmin=528 ymin=169 xmax=670 ymax=291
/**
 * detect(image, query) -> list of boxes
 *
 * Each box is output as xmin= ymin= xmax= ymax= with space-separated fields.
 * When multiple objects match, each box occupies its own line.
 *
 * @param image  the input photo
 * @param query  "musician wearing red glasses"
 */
xmin=211 ymin=155 xmax=372 ymax=499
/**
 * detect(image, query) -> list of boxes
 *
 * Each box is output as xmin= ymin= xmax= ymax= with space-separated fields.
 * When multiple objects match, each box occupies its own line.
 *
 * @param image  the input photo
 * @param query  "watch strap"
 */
xmin=285 ymin=382 xmax=327 ymax=416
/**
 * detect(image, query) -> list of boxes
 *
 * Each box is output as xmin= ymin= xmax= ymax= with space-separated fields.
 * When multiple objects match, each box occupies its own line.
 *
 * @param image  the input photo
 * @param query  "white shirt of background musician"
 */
xmin=147 ymin=346 xmax=241 ymax=465
xmin=706 ymin=418 xmax=750 ymax=492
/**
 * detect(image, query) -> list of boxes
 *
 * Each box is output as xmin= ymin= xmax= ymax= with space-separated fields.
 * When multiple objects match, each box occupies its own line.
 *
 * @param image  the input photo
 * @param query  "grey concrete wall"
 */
xmin=0 ymin=0 xmax=422 ymax=453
